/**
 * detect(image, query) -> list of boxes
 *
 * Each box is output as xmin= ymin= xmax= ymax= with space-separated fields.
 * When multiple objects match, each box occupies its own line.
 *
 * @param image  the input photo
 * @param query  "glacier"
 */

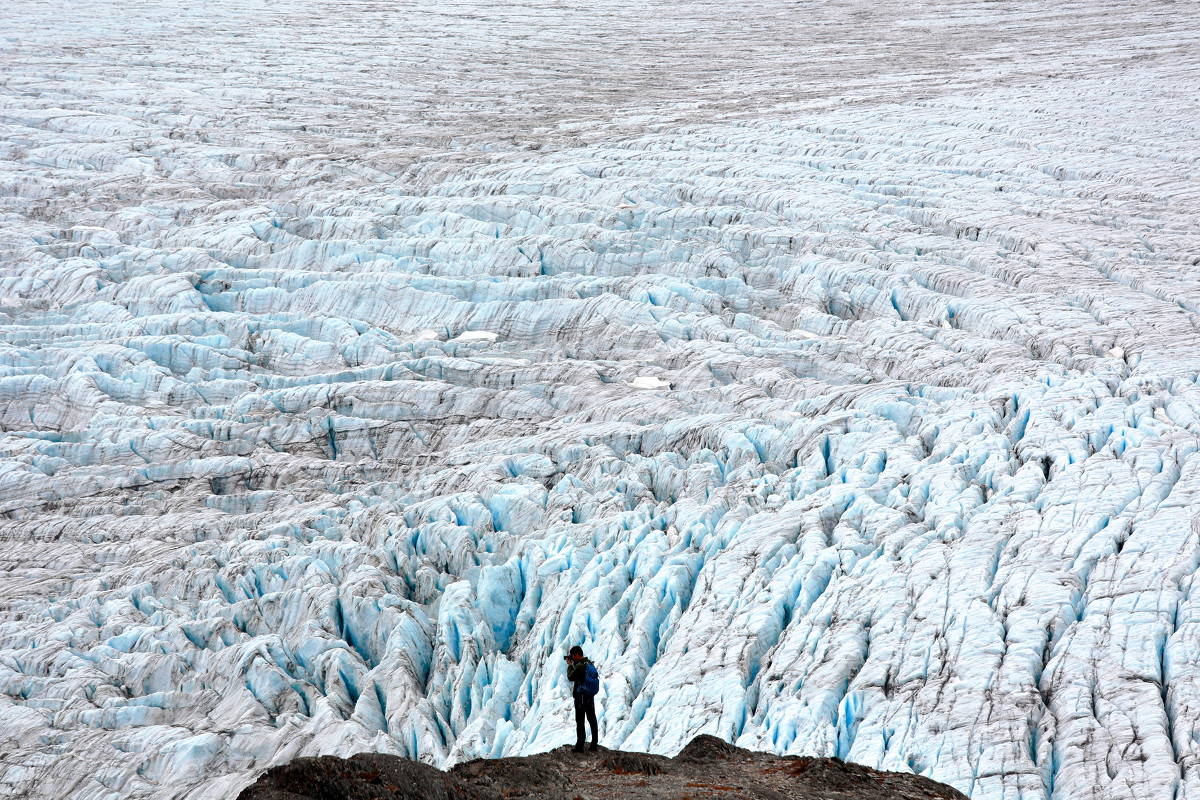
xmin=2 ymin=0 xmax=1200 ymax=798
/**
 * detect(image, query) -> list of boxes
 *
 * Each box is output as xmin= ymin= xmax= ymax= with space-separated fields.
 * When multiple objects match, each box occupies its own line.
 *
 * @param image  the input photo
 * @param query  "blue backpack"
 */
xmin=581 ymin=663 xmax=600 ymax=696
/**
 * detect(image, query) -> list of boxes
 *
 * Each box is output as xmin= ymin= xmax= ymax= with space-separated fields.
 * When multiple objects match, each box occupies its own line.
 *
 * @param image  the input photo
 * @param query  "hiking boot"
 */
xmin=589 ymin=743 xmax=599 ymax=752
xmin=572 ymin=744 xmax=585 ymax=753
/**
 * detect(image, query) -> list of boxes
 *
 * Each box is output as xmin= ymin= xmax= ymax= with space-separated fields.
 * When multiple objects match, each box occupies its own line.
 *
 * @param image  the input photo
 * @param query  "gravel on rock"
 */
xmin=239 ymin=735 xmax=969 ymax=800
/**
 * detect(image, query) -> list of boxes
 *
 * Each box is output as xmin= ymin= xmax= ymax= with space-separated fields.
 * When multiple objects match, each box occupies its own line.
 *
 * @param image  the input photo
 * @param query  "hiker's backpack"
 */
xmin=581 ymin=663 xmax=600 ymax=696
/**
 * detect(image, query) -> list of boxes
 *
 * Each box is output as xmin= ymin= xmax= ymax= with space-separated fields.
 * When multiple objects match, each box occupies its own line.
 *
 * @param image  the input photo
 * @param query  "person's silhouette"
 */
xmin=564 ymin=646 xmax=599 ymax=752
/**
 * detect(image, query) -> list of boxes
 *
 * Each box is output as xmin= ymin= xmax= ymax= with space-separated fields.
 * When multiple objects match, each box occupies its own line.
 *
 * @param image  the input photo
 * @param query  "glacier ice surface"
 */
xmin=2 ymin=1 xmax=1200 ymax=799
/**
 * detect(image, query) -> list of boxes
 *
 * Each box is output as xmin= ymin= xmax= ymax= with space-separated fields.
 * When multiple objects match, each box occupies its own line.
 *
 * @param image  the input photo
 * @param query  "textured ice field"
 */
xmin=3 ymin=1 xmax=1200 ymax=798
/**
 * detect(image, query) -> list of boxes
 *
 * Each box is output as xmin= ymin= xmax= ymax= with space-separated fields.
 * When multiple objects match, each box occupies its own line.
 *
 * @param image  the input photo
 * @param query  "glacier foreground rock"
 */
xmin=2 ymin=1 xmax=1200 ymax=799
xmin=238 ymin=734 xmax=969 ymax=800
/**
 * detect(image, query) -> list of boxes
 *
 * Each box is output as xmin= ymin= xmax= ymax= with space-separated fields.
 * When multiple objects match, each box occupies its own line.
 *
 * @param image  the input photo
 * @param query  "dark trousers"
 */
xmin=574 ymin=692 xmax=598 ymax=746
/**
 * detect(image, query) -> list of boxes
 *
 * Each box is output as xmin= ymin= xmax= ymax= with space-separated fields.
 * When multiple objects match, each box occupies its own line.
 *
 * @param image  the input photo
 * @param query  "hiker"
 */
xmin=564 ymin=645 xmax=599 ymax=752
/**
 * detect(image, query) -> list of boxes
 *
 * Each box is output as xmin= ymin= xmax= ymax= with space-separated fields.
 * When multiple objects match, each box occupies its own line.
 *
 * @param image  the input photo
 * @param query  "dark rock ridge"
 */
xmin=238 ymin=735 xmax=968 ymax=800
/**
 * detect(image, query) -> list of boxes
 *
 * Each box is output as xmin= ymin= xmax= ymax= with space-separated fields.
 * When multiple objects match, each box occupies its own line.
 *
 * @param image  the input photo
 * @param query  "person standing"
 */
xmin=564 ymin=645 xmax=599 ymax=752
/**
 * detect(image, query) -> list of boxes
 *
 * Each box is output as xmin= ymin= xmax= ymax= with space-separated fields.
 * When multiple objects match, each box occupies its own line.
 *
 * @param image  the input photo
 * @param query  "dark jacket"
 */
xmin=566 ymin=657 xmax=593 ymax=694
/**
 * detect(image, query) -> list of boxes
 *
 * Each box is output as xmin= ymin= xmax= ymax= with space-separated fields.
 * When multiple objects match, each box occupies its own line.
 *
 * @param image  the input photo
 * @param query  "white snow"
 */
xmin=453 ymin=331 xmax=501 ymax=344
xmin=1 ymin=1 xmax=1200 ymax=800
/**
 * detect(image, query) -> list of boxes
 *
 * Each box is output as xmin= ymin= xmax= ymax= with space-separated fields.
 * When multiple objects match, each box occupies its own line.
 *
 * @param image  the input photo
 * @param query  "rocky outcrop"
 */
xmin=238 ymin=735 xmax=968 ymax=800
